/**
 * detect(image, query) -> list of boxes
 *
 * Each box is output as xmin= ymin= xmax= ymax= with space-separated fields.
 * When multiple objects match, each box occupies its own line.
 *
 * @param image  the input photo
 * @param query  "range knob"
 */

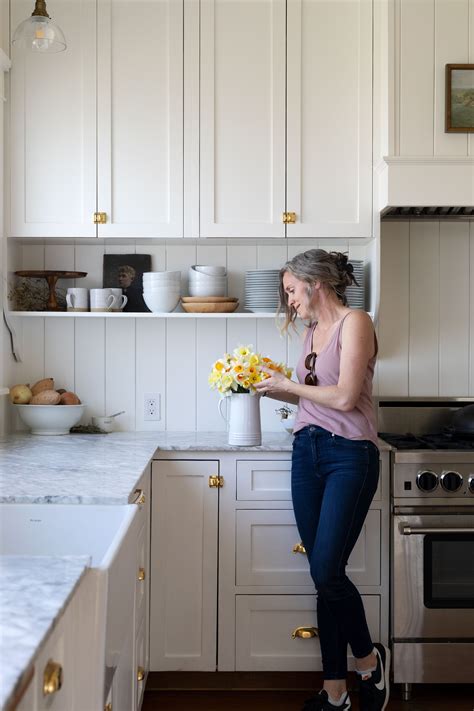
xmin=416 ymin=470 xmax=438 ymax=492
xmin=468 ymin=475 xmax=474 ymax=494
xmin=440 ymin=470 xmax=463 ymax=493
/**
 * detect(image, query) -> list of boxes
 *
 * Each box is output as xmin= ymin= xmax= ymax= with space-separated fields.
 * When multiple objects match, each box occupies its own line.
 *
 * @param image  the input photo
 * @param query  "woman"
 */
xmin=254 ymin=250 xmax=390 ymax=711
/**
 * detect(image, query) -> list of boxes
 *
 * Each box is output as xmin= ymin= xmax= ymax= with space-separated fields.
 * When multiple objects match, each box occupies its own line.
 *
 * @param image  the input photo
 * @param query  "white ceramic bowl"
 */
xmin=143 ymin=271 xmax=181 ymax=280
xmin=188 ymin=268 xmax=227 ymax=283
xmin=143 ymin=292 xmax=180 ymax=313
xmin=191 ymin=265 xmax=227 ymax=276
xmin=13 ymin=404 xmax=85 ymax=435
xmin=188 ymin=284 xmax=227 ymax=297
xmin=143 ymin=285 xmax=180 ymax=293
xmin=143 ymin=276 xmax=181 ymax=284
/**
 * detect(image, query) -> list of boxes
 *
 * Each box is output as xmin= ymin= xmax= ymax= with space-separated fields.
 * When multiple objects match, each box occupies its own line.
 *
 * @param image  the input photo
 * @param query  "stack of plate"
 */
xmin=345 ymin=260 xmax=365 ymax=310
xmin=244 ymin=270 xmax=280 ymax=313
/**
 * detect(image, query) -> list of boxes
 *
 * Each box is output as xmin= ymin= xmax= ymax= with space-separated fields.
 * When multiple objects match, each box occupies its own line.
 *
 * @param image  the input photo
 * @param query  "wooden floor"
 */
xmin=143 ymin=683 xmax=474 ymax=710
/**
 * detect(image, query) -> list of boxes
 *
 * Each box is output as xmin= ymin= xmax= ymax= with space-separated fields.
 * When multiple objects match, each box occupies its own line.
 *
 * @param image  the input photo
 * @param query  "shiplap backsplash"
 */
xmin=378 ymin=220 xmax=474 ymax=396
xmin=6 ymin=241 xmax=368 ymax=432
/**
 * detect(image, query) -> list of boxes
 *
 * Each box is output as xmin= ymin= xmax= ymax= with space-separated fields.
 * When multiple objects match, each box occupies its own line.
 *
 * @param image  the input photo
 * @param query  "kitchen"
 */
xmin=0 ymin=0 xmax=473 ymax=710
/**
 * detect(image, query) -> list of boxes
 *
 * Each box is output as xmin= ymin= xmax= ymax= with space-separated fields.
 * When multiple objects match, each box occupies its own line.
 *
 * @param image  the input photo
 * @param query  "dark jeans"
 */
xmin=291 ymin=425 xmax=380 ymax=680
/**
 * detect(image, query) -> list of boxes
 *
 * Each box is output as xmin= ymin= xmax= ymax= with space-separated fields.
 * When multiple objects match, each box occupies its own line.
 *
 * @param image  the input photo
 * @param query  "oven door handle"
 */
xmin=400 ymin=524 xmax=474 ymax=535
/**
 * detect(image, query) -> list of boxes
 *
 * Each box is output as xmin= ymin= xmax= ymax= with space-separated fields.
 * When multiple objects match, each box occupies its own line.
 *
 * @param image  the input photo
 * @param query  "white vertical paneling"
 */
xmin=257 ymin=320 xmax=288 ymax=431
xmin=439 ymin=223 xmax=470 ymax=395
xmin=470 ymin=223 xmax=474 ymax=394
xmin=74 ymin=245 xmax=105 ymax=288
xmin=227 ymin=320 xmax=258 ymax=357
xmin=226 ymin=245 xmax=257 ymax=310
xmin=196 ymin=320 xmax=227 ymax=431
xmin=434 ymin=0 xmax=469 ymax=155
xmin=469 ymin=0 xmax=474 ymax=155
xmin=287 ymin=243 xmax=315 ymax=260
xmin=44 ymin=318 xmax=75 ymax=392
xmin=399 ymin=0 xmax=435 ymax=155
xmin=166 ymin=244 xmax=197 ymax=300
xmin=44 ymin=245 xmax=76 ymax=301
xmin=256 ymin=245 xmax=287 ymax=271
xmin=75 ymin=319 xmax=106 ymax=423
xmin=135 ymin=319 xmax=166 ymax=431
xmin=16 ymin=319 xmax=45 ymax=430
xmin=139 ymin=244 xmax=166 ymax=273
xmin=22 ymin=245 xmax=45 ymax=269
xmin=287 ymin=321 xmax=305 ymax=383
xmin=378 ymin=222 xmax=410 ymax=395
xmin=105 ymin=319 xmax=136 ymax=431
xmin=409 ymin=222 xmax=439 ymax=395
xmin=166 ymin=320 xmax=196 ymax=430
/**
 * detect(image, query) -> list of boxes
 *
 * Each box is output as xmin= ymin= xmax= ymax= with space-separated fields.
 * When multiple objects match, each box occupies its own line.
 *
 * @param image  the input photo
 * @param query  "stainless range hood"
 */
xmin=381 ymin=206 xmax=474 ymax=220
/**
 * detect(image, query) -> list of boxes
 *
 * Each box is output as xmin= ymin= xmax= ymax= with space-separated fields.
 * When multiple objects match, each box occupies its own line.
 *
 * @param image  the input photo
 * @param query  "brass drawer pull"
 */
xmin=292 ymin=541 xmax=306 ymax=554
xmin=292 ymin=626 xmax=319 ymax=639
xmin=132 ymin=488 xmax=146 ymax=504
xmin=137 ymin=666 xmax=145 ymax=682
xmin=138 ymin=567 xmax=146 ymax=581
xmin=43 ymin=659 xmax=63 ymax=695
xmin=104 ymin=704 xmax=112 ymax=711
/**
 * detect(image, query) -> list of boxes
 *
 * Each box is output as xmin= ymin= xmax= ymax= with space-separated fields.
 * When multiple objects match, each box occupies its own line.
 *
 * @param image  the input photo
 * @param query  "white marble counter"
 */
xmin=0 ymin=555 xmax=89 ymax=711
xmin=0 ymin=431 xmax=390 ymax=505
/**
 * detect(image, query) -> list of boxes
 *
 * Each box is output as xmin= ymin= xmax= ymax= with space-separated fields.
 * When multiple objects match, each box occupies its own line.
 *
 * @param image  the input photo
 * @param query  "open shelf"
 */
xmin=8 ymin=311 xmax=281 ymax=318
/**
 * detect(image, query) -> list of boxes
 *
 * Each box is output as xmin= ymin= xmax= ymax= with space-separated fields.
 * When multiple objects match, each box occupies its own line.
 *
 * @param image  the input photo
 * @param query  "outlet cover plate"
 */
xmin=144 ymin=393 xmax=161 ymax=421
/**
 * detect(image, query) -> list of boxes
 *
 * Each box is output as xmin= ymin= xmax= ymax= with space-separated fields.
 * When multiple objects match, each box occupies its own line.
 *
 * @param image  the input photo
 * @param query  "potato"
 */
xmin=9 ymin=384 xmax=33 ymax=404
xmin=31 ymin=378 xmax=55 ymax=396
xmin=59 ymin=391 xmax=80 ymax=405
xmin=30 ymin=389 xmax=61 ymax=405
xmin=57 ymin=388 xmax=67 ymax=395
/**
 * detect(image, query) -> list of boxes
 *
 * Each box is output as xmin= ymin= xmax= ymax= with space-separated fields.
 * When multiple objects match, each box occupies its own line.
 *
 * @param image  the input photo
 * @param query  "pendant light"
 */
xmin=12 ymin=0 xmax=66 ymax=53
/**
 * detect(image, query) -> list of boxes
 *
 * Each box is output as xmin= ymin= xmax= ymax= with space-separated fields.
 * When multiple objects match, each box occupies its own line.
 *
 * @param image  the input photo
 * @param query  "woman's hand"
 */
xmin=255 ymin=367 xmax=294 ymax=397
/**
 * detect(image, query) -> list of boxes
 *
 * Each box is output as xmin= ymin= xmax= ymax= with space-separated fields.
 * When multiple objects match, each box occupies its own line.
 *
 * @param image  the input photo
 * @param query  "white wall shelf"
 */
xmin=8 ymin=311 xmax=281 ymax=318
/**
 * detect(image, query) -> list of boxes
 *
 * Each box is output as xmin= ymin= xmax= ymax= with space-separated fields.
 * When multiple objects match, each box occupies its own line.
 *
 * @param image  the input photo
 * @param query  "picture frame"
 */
xmin=103 ymin=254 xmax=151 ymax=312
xmin=445 ymin=64 xmax=474 ymax=132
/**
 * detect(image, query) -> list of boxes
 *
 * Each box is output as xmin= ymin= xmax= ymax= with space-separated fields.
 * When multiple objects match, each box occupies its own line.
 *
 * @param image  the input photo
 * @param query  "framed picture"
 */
xmin=446 ymin=64 xmax=474 ymax=132
xmin=103 ymin=254 xmax=151 ymax=312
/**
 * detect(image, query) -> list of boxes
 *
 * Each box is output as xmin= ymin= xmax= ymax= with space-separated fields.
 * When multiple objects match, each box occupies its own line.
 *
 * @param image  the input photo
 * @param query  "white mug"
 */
xmin=66 ymin=287 xmax=89 ymax=312
xmin=90 ymin=288 xmax=115 ymax=312
xmin=109 ymin=288 xmax=128 ymax=312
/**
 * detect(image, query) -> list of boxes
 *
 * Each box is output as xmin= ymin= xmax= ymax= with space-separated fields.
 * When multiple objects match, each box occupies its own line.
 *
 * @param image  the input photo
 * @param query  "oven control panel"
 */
xmin=393 ymin=462 xmax=474 ymax=499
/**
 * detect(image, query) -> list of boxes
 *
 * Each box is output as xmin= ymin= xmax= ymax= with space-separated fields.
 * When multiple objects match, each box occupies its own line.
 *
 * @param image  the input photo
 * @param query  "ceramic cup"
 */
xmin=90 ymin=288 xmax=115 ymax=312
xmin=66 ymin=287 xmax=89 ymax=312
xmin=109 ymin=288 xmax=128 ymax=312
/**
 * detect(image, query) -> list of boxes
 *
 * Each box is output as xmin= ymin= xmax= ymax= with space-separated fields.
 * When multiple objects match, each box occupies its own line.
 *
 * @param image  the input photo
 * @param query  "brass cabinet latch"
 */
xmin=282 ymin=211 xmax=296 ymax=224
xmin=292 ymin=541 xmax=306 ymax=554
xmin=93 ymin=212 xmax=107 ymax=224
xmin=209 ymin=475 xmax=224 ymax=488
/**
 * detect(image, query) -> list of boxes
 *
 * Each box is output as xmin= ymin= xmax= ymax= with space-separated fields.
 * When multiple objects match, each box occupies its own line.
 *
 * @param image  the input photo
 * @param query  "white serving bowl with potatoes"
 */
xmin=13 ymin=404 xmax=86 ymax=435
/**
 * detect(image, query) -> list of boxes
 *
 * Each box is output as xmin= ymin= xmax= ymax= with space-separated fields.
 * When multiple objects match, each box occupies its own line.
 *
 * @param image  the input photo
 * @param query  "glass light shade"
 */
xmin=12 ymin=15 xmax=66 ymax=53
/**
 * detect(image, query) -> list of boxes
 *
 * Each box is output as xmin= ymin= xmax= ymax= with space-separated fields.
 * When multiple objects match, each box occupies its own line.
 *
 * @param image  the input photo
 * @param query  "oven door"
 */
xmin=393 ymin=512 xmax=474 ymax=639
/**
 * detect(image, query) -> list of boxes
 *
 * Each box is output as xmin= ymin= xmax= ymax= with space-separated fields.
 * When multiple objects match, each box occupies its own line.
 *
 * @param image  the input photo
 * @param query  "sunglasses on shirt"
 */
xmin=304 ymin=352 xmax=317 ymax=386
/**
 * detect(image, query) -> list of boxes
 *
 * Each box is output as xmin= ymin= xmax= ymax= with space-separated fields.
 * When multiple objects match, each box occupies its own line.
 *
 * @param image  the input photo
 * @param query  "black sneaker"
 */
xmin=359 ymin=643 xmax=391 ymax=711
xmin=302 ymin=689 xmax=351 ymax=711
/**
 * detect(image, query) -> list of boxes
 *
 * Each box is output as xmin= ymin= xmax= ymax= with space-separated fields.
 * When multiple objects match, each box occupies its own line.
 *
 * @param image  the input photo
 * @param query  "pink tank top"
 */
xmin=293 ymin=314 xmax=378 ymax=446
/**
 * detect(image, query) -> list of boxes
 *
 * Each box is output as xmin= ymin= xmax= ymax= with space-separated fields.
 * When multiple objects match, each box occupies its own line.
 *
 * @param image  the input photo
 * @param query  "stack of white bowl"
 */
xmin=142 ymin=271 xmax=181 ymax=312
xmin=244 ymin=269 xmax=280 ymax=312
xmin=345 ymin=260 xmax=365 ymax=310
xmin=188 ymin=265 xmax=227 ymax=297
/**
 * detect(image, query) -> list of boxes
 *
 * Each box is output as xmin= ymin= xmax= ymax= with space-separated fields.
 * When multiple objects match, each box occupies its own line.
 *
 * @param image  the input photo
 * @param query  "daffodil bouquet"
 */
xmin=209 ymin=345 xmax=292 ymax=396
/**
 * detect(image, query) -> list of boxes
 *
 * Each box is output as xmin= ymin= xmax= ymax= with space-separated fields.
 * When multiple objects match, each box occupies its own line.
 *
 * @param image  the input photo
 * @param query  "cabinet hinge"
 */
xmin=282 ymin=211 xmax=296 ymax=224
xmin=93 ymin=211 xmax=107 ymax=224
xmin=209 ymin=475 xmax=224 ymax=488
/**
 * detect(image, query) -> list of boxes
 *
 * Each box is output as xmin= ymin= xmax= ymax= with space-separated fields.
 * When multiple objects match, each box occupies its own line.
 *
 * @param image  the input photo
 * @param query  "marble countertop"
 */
xmin=0 ymin=431 xmax=391 ymax=505
xmin=0 ymin=555 xmax=89 ymax=711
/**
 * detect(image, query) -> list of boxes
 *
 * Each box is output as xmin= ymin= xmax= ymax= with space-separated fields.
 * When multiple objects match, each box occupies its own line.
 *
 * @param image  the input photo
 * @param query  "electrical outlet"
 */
xmin=144 ymin=393 xmax=161 ymax=421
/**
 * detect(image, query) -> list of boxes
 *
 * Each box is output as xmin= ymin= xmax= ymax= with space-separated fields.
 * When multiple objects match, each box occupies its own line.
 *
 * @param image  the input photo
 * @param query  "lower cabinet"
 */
xmin=150 ymin=452 xmax=389 ymax=673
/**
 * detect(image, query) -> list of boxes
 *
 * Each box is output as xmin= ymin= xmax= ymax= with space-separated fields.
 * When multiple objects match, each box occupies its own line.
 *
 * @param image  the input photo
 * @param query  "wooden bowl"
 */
xmin=181 ymin=301 xmax=239 ymax=313
xmin=181 ymin=296 xmax=238 ymax=303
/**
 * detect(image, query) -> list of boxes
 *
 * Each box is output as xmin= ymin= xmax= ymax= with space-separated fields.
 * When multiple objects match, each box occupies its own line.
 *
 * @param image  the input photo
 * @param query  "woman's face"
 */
xmin=282 ymin=271 xmax=317 ymax=319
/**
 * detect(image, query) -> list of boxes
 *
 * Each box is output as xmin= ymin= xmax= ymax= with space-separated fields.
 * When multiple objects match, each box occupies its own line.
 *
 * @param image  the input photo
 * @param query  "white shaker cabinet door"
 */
xmin=9 ymin=0 xmax=97 ymax=238
xmin=97 ymin=0 xmax=184 ymax=238
xmin=200 ymin=0 xmax=286 ymax=238
xmin=150 ymin=459 xmax=219 ymax=670
xmin=286 ymin=0 xmax=373 ymax=239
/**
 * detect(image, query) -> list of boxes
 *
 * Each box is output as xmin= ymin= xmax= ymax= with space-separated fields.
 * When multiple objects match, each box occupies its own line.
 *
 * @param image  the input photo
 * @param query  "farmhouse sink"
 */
xmin=0 ymin=503 xmax=140 ymax=701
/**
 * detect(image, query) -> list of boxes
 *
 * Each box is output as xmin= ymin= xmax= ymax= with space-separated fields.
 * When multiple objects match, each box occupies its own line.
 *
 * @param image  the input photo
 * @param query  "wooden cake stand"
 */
xmin=15 ymin=270 xmax=88 ymax=311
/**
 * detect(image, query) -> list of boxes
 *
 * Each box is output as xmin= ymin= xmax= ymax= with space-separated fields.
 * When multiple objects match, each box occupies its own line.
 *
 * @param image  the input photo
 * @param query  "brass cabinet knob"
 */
xmin=292 ymin=626 xmax=319 ymax=639
xmin=104 ymin=704 xmax=112 ymax=711
xmin=208 ymin=475 xmax=224 ymax=488
xmin=292 ymin=541 xmax=306 ymax=554
xmin=132 ymin=488 xmax=146 ymax=504
xmin=138 ymin=567 xmax=146 ymax=581
xmin=137 ymin=666 xmax=145 ymax=682
xmin=43 ymin=659 xmax=63 ymax=696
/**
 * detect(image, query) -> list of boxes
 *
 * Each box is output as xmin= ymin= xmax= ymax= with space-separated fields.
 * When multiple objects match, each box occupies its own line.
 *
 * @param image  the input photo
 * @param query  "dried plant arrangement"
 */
xmin=8 ymin=277 xmax=67 ymax=311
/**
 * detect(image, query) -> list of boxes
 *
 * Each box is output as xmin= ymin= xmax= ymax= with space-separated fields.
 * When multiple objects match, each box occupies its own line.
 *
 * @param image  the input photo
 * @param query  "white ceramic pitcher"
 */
xmin=218 ymin=392 xmax=262 ymax=446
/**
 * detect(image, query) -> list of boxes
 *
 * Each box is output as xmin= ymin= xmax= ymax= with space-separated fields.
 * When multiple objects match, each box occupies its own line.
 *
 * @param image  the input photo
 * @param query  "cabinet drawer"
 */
xmin=237 ymin=460 xmax=292 ymax=500
xmin=236 ymin=509 xmax=380 ymax=587
xmin=235 ymin=594 xmax=380 ymax=671
xmin=236 ymin=458 xmax=381 ymax=501
xmin=135 ymin=616 xmax=147 ymax=711
xmin=35 ymin=614 xmax=73 ymax=710
xmin=135 ymin=521 xmax=147 ymax=625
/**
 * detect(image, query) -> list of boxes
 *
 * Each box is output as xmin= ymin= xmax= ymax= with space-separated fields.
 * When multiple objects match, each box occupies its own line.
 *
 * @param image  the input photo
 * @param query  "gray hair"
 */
xmin=277 ymin=249 xmax=358 ymax=332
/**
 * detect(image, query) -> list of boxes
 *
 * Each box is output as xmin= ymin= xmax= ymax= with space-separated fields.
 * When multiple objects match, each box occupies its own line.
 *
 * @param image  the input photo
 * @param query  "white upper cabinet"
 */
xmin=286 ymin=0 xmax=373 ymax=239
xmin=10 ymin=0 xmax=97 ymax=238
xmin=199 ymin=0 xmax=286 ymax=238
xmin=97 ymin=0 xmax=183 ymax=238
xmin=199 ymin=0 xmax=373 ymax=239
xmin=9 ymin=0 xmax=184 ymax=239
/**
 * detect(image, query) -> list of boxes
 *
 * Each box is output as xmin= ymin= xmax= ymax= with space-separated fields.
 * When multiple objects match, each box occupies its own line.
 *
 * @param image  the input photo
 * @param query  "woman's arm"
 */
xmin=255 ymin=311 xmax=375 ymax=412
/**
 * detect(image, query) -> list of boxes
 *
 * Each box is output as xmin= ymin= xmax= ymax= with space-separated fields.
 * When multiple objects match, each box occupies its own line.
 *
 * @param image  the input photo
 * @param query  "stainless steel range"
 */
xmin=378 ymin=399 xmax=474 ymax=700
